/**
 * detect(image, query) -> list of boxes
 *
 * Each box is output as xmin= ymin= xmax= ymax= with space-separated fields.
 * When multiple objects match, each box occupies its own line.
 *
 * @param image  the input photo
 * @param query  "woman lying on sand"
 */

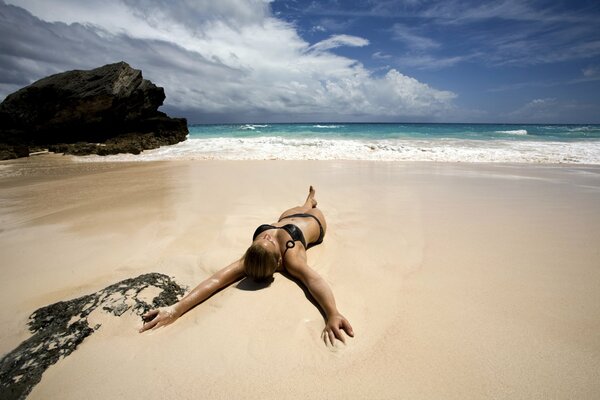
xmin=139 ymin=186 xmax=354 ymax=345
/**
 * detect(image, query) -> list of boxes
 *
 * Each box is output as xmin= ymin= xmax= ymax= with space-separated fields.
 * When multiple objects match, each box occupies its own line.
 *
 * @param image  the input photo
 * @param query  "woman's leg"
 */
xmin=278 ymin=186 xmax=327 ymax=233
xmin=279 ymin=186 xmax=315 ymax=217
xmin=278 ymin=186 xmax=317 ymax=219
xmin=302 ymin=187 xmax=327 ymax=234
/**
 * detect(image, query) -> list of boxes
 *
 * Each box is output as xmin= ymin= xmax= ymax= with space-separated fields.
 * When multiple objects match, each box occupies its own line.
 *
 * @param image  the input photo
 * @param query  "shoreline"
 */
xmin=1 ymin=155 xmax=599 ymax=399
xmin=5 ymin=151 xmax=600 ymax=167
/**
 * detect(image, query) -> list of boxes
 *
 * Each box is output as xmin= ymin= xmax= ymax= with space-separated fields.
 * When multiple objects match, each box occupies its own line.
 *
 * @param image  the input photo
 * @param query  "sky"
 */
xmin=1 ymin=0 xmax=599 ymax=124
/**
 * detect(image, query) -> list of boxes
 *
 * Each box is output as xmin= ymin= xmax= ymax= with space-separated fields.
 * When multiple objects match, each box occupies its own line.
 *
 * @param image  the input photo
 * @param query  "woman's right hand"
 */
xmin=139 ymin=306 xmax=179 ymax=333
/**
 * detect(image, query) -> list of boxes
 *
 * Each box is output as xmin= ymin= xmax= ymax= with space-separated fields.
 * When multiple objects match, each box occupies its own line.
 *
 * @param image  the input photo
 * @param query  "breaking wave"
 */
xmin=495 ymin=129 xmax=528 ymax=135
xmin=239 ymin=124 xmax=269 ymax=130
xmin=74 ymin=136 xmax=600 ymax=164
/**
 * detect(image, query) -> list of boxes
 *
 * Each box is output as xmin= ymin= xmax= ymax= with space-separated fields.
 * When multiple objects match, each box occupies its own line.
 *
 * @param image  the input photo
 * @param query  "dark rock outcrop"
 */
xmin=0 ymin=62 xmax=188 ymax=159
xmin=0 ymin=273 xmax=186 ymax=400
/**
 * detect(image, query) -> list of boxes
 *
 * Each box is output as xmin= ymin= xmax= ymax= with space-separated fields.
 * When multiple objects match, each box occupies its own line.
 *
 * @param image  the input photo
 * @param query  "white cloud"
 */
xmin=313 ymin=17 xmax=353 ymax=33
xmin=378 ymin=69 xmax=456 ymax=112
xmin=372 ymin=51 xmax=392 ymax=60
xmin=506 ymin=98 xmax=555 ymax=122
xmin=395 ymin=54 xmax=468 ymax=70
xmin=391 ymin=24 xmax=439 ymax=50
xmin=1 ymin=0 xmax=455 ymax=122
xmin=505 ymin=97 xmax=598 ymax=123
xmin=309 ymin=34 xmax=370 ymax=52
xmin=583 ymin=65 xmax=600 ymax=78
xmin=422 ymin=0 xmax=548 ymax=24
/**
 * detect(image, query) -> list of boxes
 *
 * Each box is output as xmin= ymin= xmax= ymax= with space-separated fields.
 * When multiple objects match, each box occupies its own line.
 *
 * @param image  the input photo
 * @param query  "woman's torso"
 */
xmin=253 ymin=211 xmax=326 ymax=264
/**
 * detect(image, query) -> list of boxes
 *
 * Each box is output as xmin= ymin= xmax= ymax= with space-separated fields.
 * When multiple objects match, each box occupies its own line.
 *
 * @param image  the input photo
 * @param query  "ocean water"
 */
xmin=82 ymin=123 xmax=600 ymax=164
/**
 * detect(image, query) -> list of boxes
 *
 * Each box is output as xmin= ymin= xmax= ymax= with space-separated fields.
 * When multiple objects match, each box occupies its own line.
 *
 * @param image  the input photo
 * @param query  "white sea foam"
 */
xmin=495 ymin=129 xmax=528 ymax=135
xmin=239 ymin=124 xmax=269 ymax=130
xmin=73 ymin=136 xmax=600 ymax=164
xmin=568 ymin=126 xmax=596 ymax=132
xmin=312 ymin=124 xmax=343 ymax=128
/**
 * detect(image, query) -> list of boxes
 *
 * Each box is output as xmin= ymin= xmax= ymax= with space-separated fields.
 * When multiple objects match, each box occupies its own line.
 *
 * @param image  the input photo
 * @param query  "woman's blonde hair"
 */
xmin=243 ymin=243 xmax=279 ymax=281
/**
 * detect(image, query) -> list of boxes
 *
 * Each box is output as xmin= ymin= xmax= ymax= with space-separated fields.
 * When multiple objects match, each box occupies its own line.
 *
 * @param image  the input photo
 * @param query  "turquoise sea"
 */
xmin=92 ymin=123 xmax=600 ymax=164
xmin=189 ymin=123 xmax=600 ymax=141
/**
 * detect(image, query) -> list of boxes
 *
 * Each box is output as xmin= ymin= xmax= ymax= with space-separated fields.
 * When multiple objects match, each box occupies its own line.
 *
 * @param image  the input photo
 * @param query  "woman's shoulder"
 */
xmin=282 ymin=245 xmax=307 ymax=271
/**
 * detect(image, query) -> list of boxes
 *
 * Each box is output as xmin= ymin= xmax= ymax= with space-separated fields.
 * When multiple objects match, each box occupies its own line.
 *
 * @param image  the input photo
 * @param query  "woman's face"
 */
xmin=255 ymin=233 xmax=280 ymax=272
xmin=256 ymin=233 xmax=279 ymax=254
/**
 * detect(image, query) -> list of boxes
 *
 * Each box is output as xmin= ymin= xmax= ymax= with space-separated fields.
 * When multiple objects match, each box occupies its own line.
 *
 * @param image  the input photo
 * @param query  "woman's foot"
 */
xmin=307 ymin=185 xmax=317 ymax=208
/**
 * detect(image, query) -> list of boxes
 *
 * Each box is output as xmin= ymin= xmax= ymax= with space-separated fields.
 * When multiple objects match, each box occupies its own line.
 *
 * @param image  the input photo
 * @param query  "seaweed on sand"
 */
xmin=0 ymin=273 xmax=186 ymax=400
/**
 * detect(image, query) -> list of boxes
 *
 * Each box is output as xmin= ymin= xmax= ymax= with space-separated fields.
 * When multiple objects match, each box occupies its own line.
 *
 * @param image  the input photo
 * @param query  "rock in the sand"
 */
xmin=0 ymin=273 xmax=186 ymax=400
xmin=0 ymin=62 xmax=188 ymax=160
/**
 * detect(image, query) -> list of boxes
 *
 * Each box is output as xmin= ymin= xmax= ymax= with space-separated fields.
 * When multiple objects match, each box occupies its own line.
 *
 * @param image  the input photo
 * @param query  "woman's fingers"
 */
xmin=139 ymin=309 xmax=163 ymax=332
xmin=341 ymin=318 xmax=354 ymax=337
xmin=139 ymin=307 xmax=179 ymax=333
xmin=142 ymin=309 xmax=158 ymax=320
xmin=139 ymin=318 xmax=158 ymax=333
xmin=332 ymin=326 xmax=345 ymax=344
xmin=322 ymin=329 xmax=333 ymax=346
xmin=322 ymin=316 xmax=354 ymax=346
xmin=152 ymin=320 xmax=164 ymax=330
xmin=322 ymin=326 xmax=337 ymax=345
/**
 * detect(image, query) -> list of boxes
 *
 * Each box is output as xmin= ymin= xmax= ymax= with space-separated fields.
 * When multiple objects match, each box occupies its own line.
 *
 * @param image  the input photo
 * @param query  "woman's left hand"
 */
xmin=323 ymin=314 xmax=354 ymax=345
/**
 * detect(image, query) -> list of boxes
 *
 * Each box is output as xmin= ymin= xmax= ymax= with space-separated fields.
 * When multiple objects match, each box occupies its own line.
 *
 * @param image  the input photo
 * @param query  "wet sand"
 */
xmin=1 ymin=155 xmax=599 ymax=399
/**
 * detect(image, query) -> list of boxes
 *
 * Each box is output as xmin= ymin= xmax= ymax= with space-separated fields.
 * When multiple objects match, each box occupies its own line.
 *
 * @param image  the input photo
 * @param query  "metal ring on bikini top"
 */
xmin=283 ymin=240 xmax=295 ymax=256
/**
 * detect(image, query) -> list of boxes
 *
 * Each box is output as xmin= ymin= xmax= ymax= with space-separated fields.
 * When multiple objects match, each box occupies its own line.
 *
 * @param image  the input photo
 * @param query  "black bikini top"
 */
xmin=252 ymin=223 xmax=307 ymax=250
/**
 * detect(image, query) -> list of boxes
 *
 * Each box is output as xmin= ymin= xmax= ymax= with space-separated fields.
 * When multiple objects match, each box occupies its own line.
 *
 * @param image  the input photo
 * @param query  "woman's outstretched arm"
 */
xmin=285 ymin=256 xmax=354 ymax=345
xmin=139 ymin=259 xmax=245 ymax=332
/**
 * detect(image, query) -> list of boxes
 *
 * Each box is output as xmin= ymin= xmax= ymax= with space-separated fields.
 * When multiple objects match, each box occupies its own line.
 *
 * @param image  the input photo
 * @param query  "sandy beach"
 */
xmin=1 ymin=155 xmax=599 ymax=399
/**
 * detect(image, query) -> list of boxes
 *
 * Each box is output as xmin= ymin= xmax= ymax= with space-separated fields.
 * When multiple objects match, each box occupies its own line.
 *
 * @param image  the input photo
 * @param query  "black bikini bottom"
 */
xmin=279 ymin=213 xmax=325 ymax=249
